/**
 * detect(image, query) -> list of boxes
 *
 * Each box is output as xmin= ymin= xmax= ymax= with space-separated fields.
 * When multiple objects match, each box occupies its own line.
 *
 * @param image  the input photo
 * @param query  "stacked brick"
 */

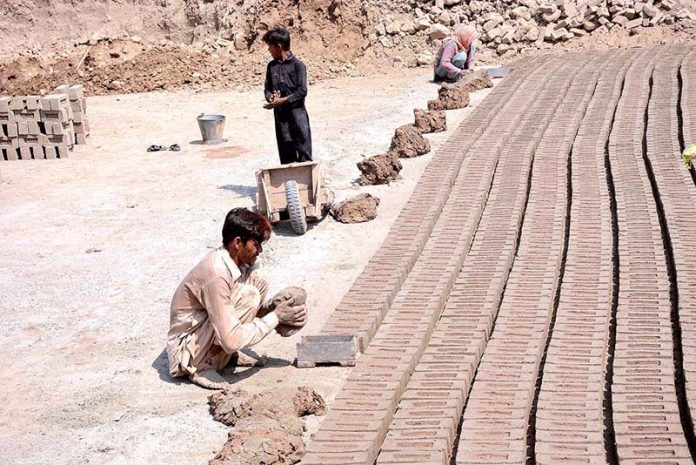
xmin=303 ymin=46 xmax=696 ymax=464
xmin=0 ymin=84 xmax=89 ymax=161
xmin=303 ymin=57 xmax=559 ymax=465
xmin=455 ymin=56 xmax=595 ymax=464
xmin=535 ymin=49 xmax=635 ymax=464
xmin=56 ymin=84 xmax=90 ymax=145
xmin=607 ymin=49 xmax=692 ymax=463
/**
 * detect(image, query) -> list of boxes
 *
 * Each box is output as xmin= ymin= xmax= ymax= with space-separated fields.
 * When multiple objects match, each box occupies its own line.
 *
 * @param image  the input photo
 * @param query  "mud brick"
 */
xmin=380 ymin=437 xmax=449 ymax=454
xmin=73 ymin=120 xmax=90 ymax=136
xmin=0 ymin=96 xmax=11 ymax=112
xmin=331 ymin=397 xmax=394 ymax=412
xmin=384 ymin=427 xmax=454 ymax=450
xmin=335 ymin=388 xmax=401 ymax=410
xmin=314 ymin=415 xmax=386 ymax=433
xmin=75 ymin=133 xmax=87 ymax=145
xmin=302 ymin=451 xmax=375 ymax=465
xmin=40 ymin=94 xmax=70 ymax=112
xmin=9 ymin=97 xmax=25 ymax=111
xmin=17 ymin=120 xmax=40 ymax=136
xmin=55 ymin=84 xmax=85 ymax=101
xmin=14 ymin=109 xmax=41 ymax=122
xmin=18 ymin=136 xmax=41 ymax=148
xmin=24 ymin=96 xmax=41 ymax=110
xmin=307 ymin=439 xmax=379 ymax=456
xmin=44 ymin=146 xmax=58 ymax=159
xmin=43 ymin=120 xmax=75 ymax=136
xmin=0 ymin=111 xmax=15 ymax=125
xmin=69 ymin=97 xmax=86 ymax=114
xmin=57 ymin=144 xmax=69 ymax=158
xmin=397 ymin=397 xmax=463 ymax=417
xmin=0 ymin=137 xmax=18 ymax=149
xmin=41 ymin=108 xmax=73 ymax=124
xmin=1 ymin=147 xmax=19 ymax=161
xmin=377 ymin=450 xmax=447 ymax=465
xmin=18 ymin=146 xmax=36 ymax=160
xmin=32 ymin=147 xmax=46 ymax=160
xmin=71 ymin=106 xmax=85 ymax=123
xmin=1 ymin=122 xmax=17 ymax=138
xmin=41 ymin=133 xmax=74 ymax=147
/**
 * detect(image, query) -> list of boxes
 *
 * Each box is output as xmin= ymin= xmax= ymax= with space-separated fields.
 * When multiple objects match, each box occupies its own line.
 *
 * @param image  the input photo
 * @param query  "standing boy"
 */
xmin=262 ymin=27 xmax=313 ymax=164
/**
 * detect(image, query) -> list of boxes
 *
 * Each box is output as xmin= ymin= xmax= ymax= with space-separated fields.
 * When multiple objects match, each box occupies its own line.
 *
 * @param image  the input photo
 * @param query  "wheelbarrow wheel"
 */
xmin=285 ymin=180 xmax=307 ymax=235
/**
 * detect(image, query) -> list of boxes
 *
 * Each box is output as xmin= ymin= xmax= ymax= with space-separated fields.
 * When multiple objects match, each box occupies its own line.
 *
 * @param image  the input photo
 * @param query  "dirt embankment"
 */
xmin=1 ymin=0 xmax=695 ymax=96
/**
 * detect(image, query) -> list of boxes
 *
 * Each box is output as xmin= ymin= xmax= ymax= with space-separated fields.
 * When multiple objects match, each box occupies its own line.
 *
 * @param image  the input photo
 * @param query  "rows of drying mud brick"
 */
xmin=0 ymin=84 xmax=90 ymax=160
xmin=303 ymin=46 xmax=696 ymax=464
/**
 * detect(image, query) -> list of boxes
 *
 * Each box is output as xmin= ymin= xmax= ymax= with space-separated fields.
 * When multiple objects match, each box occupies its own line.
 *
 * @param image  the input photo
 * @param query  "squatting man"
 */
xmin=167 ymin=208 xmax=307 ymax=389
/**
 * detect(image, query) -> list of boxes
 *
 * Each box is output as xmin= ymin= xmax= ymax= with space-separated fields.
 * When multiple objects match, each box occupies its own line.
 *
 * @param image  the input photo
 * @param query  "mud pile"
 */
xmin=358 ymin=152 xmax=403 ymax=185
xmin=208 ymin=386 xmax=325 ymax=465
xmin=414 ymin=109 xmax=447 ymax=133
xmin=390 ymin=124 xmax=431 ymax=158
xmin=331 ymin=193 xmax=381 ymax=224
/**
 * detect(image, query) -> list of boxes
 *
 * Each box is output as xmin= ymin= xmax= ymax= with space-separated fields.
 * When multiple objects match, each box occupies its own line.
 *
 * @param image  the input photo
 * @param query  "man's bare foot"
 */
xmin=236 ymin=351 xmax=267 ymax=367
xmin=189 ymin=369 xmax=228 ymax=390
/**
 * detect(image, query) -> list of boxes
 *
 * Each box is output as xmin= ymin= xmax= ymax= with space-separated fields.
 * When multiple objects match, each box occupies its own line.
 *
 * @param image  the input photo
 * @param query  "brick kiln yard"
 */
xmin=3 ymin=46 xmax=696 ymax=465
xmin=0 ymin=67 xmax=491 ymax=465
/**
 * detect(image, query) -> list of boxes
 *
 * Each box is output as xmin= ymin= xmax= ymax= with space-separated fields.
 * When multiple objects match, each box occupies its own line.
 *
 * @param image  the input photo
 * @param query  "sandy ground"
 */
xmin=0 ymin=67 xmax=492 ymax=465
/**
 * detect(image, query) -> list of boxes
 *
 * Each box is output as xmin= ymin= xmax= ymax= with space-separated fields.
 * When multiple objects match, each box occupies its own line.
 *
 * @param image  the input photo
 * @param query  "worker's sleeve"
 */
xmin=264 ymin=64 xmax=274 ymax=102
xmin=439 ymin=42 xmax=461 ymax=76
xmin=201 ymin=276 xmax=279 ymax=354
xmin=286 ymin=61 xmax=308 ymax=104
xmin=466 ymin=41 xmax=477 ymax=70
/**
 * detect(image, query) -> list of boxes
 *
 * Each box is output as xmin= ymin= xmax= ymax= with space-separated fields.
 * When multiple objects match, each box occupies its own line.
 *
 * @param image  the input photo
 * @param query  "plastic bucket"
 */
xmin=197 ymin=114 xmax=226 ymax=144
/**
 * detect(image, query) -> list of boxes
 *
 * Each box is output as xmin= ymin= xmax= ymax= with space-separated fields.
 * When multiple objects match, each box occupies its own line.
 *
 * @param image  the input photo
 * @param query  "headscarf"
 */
xmin=452 ymin=25 xmax=477 ymax=52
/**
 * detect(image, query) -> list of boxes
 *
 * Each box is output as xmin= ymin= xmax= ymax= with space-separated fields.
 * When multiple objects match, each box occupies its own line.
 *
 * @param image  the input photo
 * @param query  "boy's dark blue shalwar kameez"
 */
xmin=264 ymin=53 xmax=313 ymax=165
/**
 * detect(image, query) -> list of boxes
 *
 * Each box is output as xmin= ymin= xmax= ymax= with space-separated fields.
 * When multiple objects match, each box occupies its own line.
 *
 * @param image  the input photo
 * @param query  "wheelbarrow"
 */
xmin=255 ymin=161 xmax=331 ymax=235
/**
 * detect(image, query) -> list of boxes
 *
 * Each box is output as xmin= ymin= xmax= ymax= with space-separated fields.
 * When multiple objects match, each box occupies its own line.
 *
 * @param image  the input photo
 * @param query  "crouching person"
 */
xmin=167 ymin=207 xmax=307 ymax=389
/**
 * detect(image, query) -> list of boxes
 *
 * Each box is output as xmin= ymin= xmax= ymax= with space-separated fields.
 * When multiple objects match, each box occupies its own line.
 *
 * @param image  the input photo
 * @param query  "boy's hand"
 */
xmin=263 ymin=95 xmax=288 ymax=109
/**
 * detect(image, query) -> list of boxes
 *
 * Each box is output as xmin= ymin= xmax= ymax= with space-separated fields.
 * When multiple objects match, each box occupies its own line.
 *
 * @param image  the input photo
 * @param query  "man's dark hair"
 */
xmin=222 ymin=208 xmax=272 ymax=247
xmin=262 ymin=27 xmax=291 ymax=51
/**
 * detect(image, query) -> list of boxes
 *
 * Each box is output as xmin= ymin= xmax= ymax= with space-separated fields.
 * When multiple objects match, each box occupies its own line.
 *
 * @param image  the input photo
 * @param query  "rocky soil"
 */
xmin=1 ymin=0 xmax=695 ymax=96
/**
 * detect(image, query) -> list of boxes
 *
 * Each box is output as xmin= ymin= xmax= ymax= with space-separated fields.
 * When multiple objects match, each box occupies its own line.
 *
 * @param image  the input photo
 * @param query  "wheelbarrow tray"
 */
xmin=256 ymin=161 xmax=328 ymax=223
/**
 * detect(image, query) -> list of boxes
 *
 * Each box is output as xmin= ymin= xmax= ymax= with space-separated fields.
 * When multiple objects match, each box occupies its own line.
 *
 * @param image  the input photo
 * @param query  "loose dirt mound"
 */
xmin=293 ymin=386 xmax=326 ymax=417
xmin=414 ymin=109 xmax=447 ymax=133
xmin=208 ymin=386 xmax=324 ymax=465
xmin=357 ymin=153 xmax=402 ymax=185
xmin=209 ymin=421 xmax=305 ymax=465
xmin=390 ymin=124 xmax=431 ymax=158
xmin=331 ymin=194 xmax=380 ymax=224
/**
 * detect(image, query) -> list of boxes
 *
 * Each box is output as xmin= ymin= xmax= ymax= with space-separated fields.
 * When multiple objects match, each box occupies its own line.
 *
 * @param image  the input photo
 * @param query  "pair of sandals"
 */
xmin=147 ymin=144 xmax=180 ymax=152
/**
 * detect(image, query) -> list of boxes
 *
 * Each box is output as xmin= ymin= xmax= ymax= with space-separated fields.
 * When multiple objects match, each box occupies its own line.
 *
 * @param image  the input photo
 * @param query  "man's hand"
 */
xmin=274 ymin=299 xmax=307 ymax=326
xmin=459 ymin=69 xmax=474 ymax=77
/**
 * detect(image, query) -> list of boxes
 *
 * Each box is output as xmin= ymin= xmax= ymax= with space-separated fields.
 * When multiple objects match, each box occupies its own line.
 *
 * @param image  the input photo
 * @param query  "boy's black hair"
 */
xmin=222 ymin=208 xmax=272 ymax=247
xmin=262 ymin=27 xmax=291 ymax=51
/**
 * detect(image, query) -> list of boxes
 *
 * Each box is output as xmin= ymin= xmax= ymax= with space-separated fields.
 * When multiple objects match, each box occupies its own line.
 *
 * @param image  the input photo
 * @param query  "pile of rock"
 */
xmin=370 ymin=0 xmax=694 ymax=58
